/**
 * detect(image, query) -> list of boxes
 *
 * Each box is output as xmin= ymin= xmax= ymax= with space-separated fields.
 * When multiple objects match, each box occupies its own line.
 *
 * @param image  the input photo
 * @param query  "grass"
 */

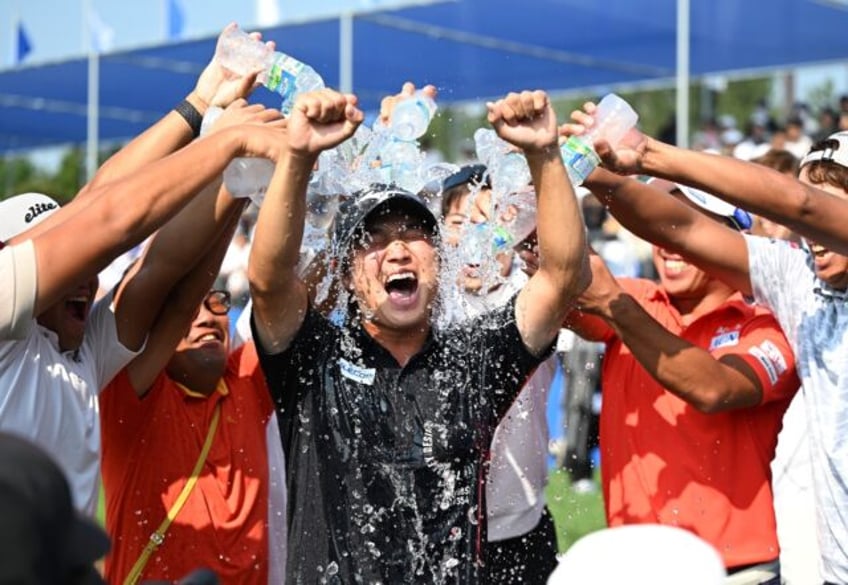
xmin=545 ymin=468 xmax=607 ymax=552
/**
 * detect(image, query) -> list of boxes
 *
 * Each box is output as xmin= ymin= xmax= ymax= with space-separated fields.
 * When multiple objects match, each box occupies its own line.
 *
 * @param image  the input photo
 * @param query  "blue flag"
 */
xmin=167 ymin=0 xmax=185 ymax=40
xmin=15 ymin=22 xmax=32 ymax=64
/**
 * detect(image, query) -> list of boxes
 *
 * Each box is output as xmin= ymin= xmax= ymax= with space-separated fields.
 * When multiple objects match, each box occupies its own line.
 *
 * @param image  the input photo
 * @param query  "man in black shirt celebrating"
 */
xmin=248 ymin=88 xmax=589 ymax=583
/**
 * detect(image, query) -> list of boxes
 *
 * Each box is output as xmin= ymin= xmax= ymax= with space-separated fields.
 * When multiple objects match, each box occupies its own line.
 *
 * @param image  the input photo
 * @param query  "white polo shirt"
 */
xmin=0 ymin=241 xmax=37 ymax=340
xmin=747 ymin=235 xmax=848 ymax=584
xmin=0 ymin=290 xmax=138 ymax=516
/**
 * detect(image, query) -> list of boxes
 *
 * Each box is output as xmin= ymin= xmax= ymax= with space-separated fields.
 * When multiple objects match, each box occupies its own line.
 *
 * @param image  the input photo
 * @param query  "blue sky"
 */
xmin=2 ymin=0 xmax=412 ymax=66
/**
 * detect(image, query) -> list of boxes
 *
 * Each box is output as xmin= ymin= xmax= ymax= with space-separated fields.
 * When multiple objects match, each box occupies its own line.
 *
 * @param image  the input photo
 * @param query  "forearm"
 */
xmin=79 ymin=92 xmax=207 ymax=200
xmin=601 ymin=292 xmax=753 ymax=412
xmin=585 ymin=168 xmax=697 ymax=250
xmin=639 ymin=138 xmax=848 ymax=254
xmin=30 ymin=128 xmax=244 ymax=315
xmin=126 ymin=210 xmax=240 ymax=395
xmin=249 ymin=151 xmax=315 ymax=296
xmin=527 ymin=148 xmax=589 ymax=296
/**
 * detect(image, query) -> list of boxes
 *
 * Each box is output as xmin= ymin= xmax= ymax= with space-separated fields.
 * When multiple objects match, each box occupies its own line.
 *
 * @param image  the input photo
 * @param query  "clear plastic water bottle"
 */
xmin=560 ymin=93 xmax=638 ymax=186
xmin=390 ymin=92 xmax=437 ymax=141
xmin=200 ymin=106 xmax=275 ymax=205
xmin=474 ymin=128 xmax=531 ymax=196
xmin=215 ymin=25 xmax=325 ymax=115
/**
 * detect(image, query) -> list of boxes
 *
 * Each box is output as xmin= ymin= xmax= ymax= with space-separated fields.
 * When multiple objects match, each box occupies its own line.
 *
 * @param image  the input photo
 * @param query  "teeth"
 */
xmin=199 ymin=334 xmax=218 ymax=342
xmin=387 ymin=272 xmax=415 ymax=283
xmin=665 ymin=260 xmax=687 ymax=270
xmin=68 ymin=296 xmax=89 ymax=303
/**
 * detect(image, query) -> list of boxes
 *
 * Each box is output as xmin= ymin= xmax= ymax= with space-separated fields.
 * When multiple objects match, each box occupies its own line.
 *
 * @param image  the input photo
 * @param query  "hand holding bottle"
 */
xmin=559 ymin=95 xmax=641 ymax=181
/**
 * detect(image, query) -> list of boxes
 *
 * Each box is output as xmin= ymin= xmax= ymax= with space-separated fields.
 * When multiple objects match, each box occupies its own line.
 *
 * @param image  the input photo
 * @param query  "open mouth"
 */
xmin=195 ymin=330 xmax=224 ymax=346
xmin=384 ymin=271 xmax=419 ymax=304
xmin=810 ymin=243 xmax=829 ymax=258
xmin=65 ymin=296 xmax=90 ymax=323
xmin=663 ymin=258 xmax=688 ymax=275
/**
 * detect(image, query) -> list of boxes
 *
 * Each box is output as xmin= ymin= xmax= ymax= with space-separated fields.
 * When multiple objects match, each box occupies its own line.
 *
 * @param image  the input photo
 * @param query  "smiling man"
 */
xmin=248 ymin=88 xmax=589 ymax=583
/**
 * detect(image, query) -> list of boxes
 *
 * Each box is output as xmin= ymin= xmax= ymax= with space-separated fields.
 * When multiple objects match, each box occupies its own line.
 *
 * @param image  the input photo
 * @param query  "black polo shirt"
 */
xmin=254 ymin=295 xmax=548 ymax=584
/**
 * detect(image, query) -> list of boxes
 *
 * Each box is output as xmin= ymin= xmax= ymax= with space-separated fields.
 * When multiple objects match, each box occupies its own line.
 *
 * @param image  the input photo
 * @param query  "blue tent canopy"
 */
xmin=2 ymin=0 xmax=848 ymax=153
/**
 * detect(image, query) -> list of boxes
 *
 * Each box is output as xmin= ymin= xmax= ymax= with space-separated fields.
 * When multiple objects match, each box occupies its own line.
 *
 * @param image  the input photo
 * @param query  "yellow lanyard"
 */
xmin=123 ymin=383 xmax=225 ymax=585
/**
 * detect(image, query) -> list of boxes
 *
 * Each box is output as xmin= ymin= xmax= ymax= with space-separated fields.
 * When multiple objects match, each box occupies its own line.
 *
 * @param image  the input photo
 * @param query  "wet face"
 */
xmin=347 ymin=212 xmax=439 ymax=332
xmin=798 ymin=168 xmax=848 ymax=290
xmin=443 ymin=188 xmax=514 ymax=294
xmin=36 ymin=276 xmax=98 ymax=352
xmin=167 ymin=291 xmax=231 ymax=380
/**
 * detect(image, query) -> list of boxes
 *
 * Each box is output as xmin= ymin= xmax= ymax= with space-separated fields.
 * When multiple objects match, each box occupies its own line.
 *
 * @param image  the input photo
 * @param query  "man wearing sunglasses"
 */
xmin=99 ymin=265 xmax=287 ymax=583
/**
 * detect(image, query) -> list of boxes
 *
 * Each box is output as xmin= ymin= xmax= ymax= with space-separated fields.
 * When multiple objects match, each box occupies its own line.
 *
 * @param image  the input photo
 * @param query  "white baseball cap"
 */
xmin=547 ymin=524 xmax=726 ymax=585
xmin=647 ymin=177 xmax=753 ymax=230
xmin=0 ymin=192 xmax=61 ymax=243
xmin=801 ymin=130 xmax=848 ymax=169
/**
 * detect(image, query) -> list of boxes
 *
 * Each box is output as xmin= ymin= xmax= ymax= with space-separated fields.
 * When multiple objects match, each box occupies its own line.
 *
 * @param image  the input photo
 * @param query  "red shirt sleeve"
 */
xmin=712 ymin=313 xmax=800 ymax=404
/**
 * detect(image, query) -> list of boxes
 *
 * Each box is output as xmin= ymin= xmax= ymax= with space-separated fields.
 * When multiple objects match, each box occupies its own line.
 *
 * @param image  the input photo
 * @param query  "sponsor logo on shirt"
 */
xmin=709 ymin=329 xmax=740 ymax=350
xmin=748 ymin=340 xmax=787 ymax=386
xmin=338 ymin=358 xmax=376 ymax=386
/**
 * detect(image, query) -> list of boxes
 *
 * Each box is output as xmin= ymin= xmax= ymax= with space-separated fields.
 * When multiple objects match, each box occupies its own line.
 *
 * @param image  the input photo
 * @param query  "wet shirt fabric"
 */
xmin=100 ymin=343 xmax=282 ymax=584
xmin=746 ymin=235 xmax=848 ymax=584
xmin=254 ymin=295 xmax=546 ymax=584
xmin=570 ymin=278 xmax=799 ymax=570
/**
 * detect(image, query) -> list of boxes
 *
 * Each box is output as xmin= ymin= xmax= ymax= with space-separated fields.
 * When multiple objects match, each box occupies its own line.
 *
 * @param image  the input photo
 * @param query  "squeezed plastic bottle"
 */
xmin=200 ymin=106 xmax=275 ymax=205
xmin=390 ymin=92 xmax=438 ymax=141
xmin=215 ymin=25 xmax=325 ymax=114
xmin=560 ymin=93 xmax=638 ymax=186
xmin=473 ymin=128 xmax=531 ymax=196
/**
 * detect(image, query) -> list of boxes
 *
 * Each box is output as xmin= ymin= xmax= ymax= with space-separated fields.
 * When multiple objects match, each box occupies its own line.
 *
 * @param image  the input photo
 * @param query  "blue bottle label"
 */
xmin=560 ymin=137 xmax=601 ymax=185
xmin=267 ymin=55 xmax=305 ymax=100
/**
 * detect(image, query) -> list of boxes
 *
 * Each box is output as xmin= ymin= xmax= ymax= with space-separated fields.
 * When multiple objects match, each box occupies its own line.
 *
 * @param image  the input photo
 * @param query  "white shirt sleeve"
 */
xmin=84 ymin=289 xmax=143 ymax=392
xmin=0 ymin=241 xmax=37 ymax=340
xmin=745 ymin=234 xmax=812 ymax=343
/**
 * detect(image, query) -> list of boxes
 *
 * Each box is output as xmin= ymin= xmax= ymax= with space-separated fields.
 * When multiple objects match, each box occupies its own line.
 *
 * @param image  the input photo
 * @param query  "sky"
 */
xmin=1 ymin=0 xmax=416 ymax=66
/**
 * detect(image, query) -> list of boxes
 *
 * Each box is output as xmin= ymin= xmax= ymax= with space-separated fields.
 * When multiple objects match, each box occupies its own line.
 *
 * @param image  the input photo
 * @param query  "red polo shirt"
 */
xmin=571 ymin=278 xmax=799 ymax=569
xmin=100 ymin=342 xmax=274 ymax=584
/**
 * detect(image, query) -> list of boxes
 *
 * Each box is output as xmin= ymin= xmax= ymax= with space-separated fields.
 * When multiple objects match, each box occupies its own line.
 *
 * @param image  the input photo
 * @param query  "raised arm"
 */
xmin=249 ymin=89 xmax=363 ymax=355
xmin=122 ymin=203 xmax=243 ymax=395
xmin=112 ymin=102 xmax=283 ymax=352
xmin=17 ymin=24 xmax=265 ymax=243
xmin=488 ymin=90 xmax=590 ymax=355
xmin=572 ymin=102 xmax=848 ymax=256
xmin=577 ymin=253 xmax=787 ymax=413
xmin=582 ymin=168 xmax=752 ymax=295
xmin=7 ymin=117 xmax=285 ymax=319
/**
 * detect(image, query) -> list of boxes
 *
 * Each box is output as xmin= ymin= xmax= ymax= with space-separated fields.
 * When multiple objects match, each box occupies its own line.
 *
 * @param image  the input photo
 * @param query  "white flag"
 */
xmin=255 ymin=0 xmax=280 ymax=26
xmin=88 ymin=8 xmax=114 ymax=53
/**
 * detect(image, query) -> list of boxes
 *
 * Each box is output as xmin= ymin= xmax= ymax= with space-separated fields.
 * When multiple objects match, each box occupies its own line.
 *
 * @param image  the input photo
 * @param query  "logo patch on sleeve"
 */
xmin=748 ymin=344 xmax=783 ymax=386
xmin=339 ymin=358 xmax=376 ymax=385
xmin=709 ymin=330 xmax=740 ymax=350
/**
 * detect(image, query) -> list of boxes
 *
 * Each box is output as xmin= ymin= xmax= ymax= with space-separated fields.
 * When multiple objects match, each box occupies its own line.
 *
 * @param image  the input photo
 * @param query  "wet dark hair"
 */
xmin=802 ymin=138 xmax=848 ymax=192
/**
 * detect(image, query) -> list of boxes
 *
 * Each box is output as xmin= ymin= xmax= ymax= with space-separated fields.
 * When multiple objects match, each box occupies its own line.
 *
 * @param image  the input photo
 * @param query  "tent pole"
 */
xmin=675 ymin=0 xmax=690 ymax=148
xmin=86 ymin=51 xmax=99 ymax=183
xmin=339 ymin=11 xmax=353 ymax=94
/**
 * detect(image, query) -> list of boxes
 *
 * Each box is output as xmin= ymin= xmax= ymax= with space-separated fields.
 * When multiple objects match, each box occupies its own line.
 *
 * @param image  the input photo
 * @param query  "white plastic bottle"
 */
xmin=474 ymin=128 xmax=531 ymax=196
xmin=390 ymin=92 xmax=437 ymax=141
xmin=215 ymin=25 xmax=325 ymax=114
xmin=200 ymin=106 xmax=275 ymax=205
xmin=560 ymin=93 xmax=638 ymax=186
